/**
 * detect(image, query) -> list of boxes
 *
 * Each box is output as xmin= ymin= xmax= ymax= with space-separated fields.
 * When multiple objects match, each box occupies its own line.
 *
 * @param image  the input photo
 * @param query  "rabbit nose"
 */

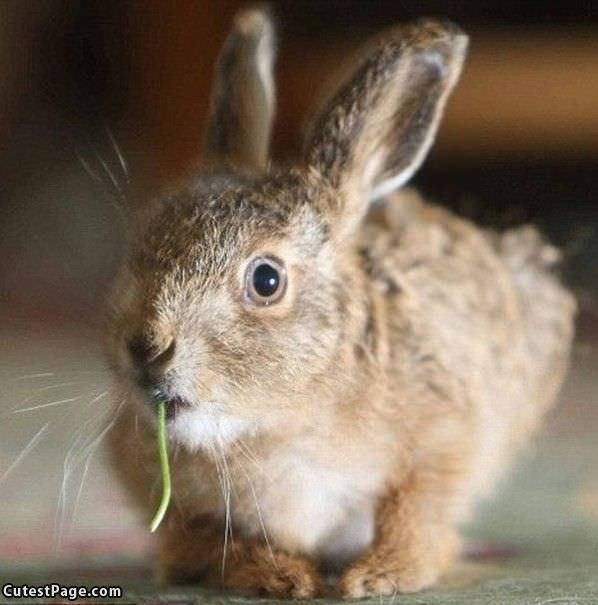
xmin=127 ymin=335 xmax=176 ymax=386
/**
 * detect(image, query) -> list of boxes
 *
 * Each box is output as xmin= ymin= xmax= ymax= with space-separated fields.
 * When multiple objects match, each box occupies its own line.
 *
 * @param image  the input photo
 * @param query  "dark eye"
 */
xmin=245 ymin=256 xmax=287 ymax=306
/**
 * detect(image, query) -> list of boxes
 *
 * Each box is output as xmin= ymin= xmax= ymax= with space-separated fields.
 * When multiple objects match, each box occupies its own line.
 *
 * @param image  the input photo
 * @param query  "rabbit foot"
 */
xmin=340 ymin=554 xmax=438 ymax=598
xmin=223 ymin=549 xmax=324 ymax=598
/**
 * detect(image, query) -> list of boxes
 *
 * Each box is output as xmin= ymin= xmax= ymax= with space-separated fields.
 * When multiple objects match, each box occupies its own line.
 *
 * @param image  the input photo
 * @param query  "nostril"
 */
xmin=156 ymin=339 xmax=176 ymax=366
xmin=127 ymin=335 xmax=176 ymax=370
xmin=127 ymin=335 xmax=155 ymax=367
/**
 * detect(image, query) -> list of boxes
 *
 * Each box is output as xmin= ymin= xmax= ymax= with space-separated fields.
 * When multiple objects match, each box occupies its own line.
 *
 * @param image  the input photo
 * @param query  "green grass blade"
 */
xmin=149 ymin=401 xmax=171 ymax=532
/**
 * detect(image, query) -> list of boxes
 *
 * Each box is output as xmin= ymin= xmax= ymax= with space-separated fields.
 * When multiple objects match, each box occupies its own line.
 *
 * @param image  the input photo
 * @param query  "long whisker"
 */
xmin=235 ymin=452 xmax=276 ymax=569
xmin=36 ymin=381 xmax=80 ymax=392
xmin=209 ymin=444 xmax=226 ymax=502
xmin=56 ymin=419 xmax=93 ymax=549
xmin=105 ymin=126 xmax=130 ymax=183
xmin=72 ymin=410 xmax=119 ymax=522
xmin=14 ymin=372 xmax=55 ymax=381
xmin=207 ymin=442 xmax=231 ymax=580
xmin=13 ymin=396 xmax=81 ymax=414
xmin=96 ymin=153 xmax=124 ymax=199
xmin=12 ymin=384 xmax=109 ymax=415
xmin=75 ymin=150 xmax=105 ymax=187
xmin=236 ymin=439 xmax=267 ymax=477
xmin=219 ymin=443 xmax=234 ymax=579
xmin=0 ymin=423 xmax=50 ymax=486
xmin=5 ymin=373 xmax=109 ymax=420
xmin=74 ymin=146 xmax=126 ymax=217
xmin=13 ymin=369 xmax=111 ymax=384
xmin=88 ymin=390 xmax=110 ymax=406
xmin=56 ymin=428 xmax=86 ymax=550
xmin=54 ymin=392 xmax=119 ymax=549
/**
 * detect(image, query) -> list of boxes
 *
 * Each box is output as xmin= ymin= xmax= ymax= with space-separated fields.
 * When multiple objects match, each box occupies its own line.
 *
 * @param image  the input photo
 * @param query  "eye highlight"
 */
xmin=244 ymin=256 xmax=287 ymax=306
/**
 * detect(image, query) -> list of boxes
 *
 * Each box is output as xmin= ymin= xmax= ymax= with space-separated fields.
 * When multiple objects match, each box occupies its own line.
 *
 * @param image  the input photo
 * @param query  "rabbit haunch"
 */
xmin=107 ymin=9 xmax=575 ymax=599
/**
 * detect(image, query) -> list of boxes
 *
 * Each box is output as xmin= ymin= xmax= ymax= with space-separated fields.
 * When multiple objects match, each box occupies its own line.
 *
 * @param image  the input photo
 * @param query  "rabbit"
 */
xmin=106 ymin=7 xmax=576 ymax=599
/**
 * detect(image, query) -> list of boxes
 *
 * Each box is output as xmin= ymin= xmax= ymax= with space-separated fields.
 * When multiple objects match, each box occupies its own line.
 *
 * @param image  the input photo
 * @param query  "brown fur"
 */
xmin=204 ymin=9 xmax=276 ymax=172
xmin=106 ymin=10 xmax=576 ymax=599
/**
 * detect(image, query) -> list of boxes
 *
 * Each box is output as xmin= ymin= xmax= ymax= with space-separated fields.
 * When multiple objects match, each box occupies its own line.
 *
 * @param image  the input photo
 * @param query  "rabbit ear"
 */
xmin=203 ymin=8 xmax=276 ymax=173
xmin=304 ymin=20 xmax=467 ymax=233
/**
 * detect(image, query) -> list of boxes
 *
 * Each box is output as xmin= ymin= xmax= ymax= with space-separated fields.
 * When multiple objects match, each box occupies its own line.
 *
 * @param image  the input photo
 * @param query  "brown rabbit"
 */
xmin=106 ymin=8 xmax=576 ymax=599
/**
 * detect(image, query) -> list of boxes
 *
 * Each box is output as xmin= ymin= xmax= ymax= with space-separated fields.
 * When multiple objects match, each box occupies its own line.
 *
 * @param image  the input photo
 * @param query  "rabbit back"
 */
xmin=360 ymin=190 xmax=576 ymax=498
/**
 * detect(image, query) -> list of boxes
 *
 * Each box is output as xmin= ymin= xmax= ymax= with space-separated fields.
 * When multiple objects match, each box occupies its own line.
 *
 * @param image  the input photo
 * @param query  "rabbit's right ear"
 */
xmin=304 ymin=20 xmax=467 ymax=236
xmin=203 ymin=8 xmax=276 ymax=173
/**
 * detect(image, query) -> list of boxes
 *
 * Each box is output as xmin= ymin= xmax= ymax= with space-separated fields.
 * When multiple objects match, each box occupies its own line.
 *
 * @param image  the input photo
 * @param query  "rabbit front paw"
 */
xmin=339 ymin=552 xmax=439 ymax=598
xmin=223 ymin=547 xmax=325 ymax=599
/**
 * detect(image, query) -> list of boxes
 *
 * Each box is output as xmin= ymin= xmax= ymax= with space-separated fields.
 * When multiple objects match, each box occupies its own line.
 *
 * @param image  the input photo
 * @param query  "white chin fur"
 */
xmin=170 ymin=404 xmax=255 ymax=451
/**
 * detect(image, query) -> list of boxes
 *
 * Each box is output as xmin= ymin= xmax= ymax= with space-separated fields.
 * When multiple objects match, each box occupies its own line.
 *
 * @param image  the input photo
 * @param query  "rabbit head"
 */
xmin=107 ymin=9 xmax=468 ymax=452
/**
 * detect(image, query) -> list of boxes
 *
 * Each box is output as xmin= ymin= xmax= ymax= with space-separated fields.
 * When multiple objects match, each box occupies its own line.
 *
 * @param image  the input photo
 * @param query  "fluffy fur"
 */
xmin=106 ymin=10 xmax=576 ymax=599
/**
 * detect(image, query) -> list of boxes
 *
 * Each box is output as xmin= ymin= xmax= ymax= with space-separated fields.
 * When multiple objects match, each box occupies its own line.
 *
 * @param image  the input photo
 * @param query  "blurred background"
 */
xmin=1 ymin=1 xmax=597 ymax=600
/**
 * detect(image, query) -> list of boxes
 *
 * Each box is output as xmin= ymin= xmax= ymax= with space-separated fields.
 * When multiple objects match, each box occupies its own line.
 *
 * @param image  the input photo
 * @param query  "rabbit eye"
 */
xmin=245 ymin=256 xmax=287 ymax=306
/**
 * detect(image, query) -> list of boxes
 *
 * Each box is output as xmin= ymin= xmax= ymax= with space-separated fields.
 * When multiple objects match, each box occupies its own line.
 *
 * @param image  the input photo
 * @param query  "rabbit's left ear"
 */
xmin=304 ymin=20 xmax=467 ymax=234
xmin=203 ymin=8 xmax=276 ymax=173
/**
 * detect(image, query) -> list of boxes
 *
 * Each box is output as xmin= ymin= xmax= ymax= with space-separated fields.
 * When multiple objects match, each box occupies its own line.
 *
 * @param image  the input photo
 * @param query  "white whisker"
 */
xmin=96 ymin=153 xmax=123 ymax=198
xmin=88 ymin=390 xmax=109 ymax=405
xmin=56 ymin=423 xmax=89 ymax=549
xmin=14 ymin=396 xmax=81 ymax=414
xmin=236 ymin=438 xmax=267 ymax=477
xmin=207 ymin=443 xmax=231 ymax=579
xmin=75 ymin=145 xmax=126 ymax=215
xmin=14 ymin=372 xmax=55 ymax=381
xmin=72 ymin=415 xmax=117 ymax=522
xmin=75 ymin=150 xmax=105 ymax=186
xmin=0 ymin=423 xmax=50 ymax=486
xmin=36 ymin=381 xmax=79 ymax=392
xmin=54 ymin=395 xmax=120 ymax=549
xmin=106 ymin=126 xmax=130 ymax=182
xmin=219 ymin=444 xmax=234 ymax=579
xmin=235 ymin=452 xmax=276 ymax=569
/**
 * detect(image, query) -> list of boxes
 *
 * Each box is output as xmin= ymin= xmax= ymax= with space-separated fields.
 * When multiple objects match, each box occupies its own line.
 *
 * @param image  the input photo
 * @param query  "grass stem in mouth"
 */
xmin=150 ymin=401 xmax=171 ymax=532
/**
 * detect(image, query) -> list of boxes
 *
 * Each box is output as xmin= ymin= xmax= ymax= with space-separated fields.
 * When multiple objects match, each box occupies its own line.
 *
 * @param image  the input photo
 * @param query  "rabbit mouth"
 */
xmin=160 ymin=395 xmax=191 ymax=421
xmin=146 ymin=384 xmax=192 ymax=422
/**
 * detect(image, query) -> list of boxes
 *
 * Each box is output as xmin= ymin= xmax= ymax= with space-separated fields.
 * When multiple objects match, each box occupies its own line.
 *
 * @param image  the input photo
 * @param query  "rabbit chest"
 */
xmin=227 ymin=444 xmax=386 ymax=565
